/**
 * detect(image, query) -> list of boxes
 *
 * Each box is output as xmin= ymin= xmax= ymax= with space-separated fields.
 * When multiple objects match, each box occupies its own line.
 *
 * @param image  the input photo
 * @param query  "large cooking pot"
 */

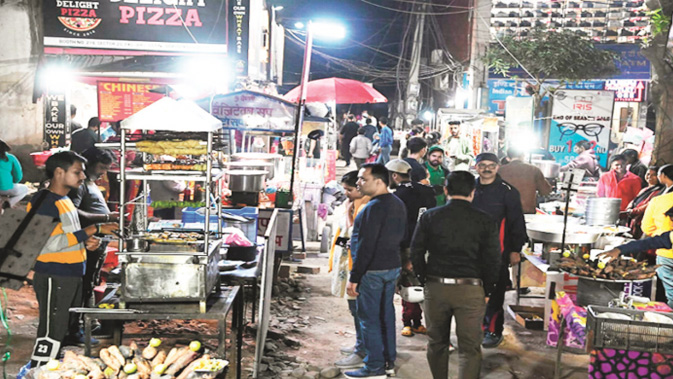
xmin=532 ymin=160 xmax=561 ymax=178
xmin=526 ymin=222 xmax=602 ymax=244
xmin=585 ymin=197 xmax=622 ymax=226
xmin=226 ymin=169 xmax=267 ymax=192
xmin=225 ymin=160 xmax=275 ymax=179
xmin=232 ymin=153 xmax=283 ymax=179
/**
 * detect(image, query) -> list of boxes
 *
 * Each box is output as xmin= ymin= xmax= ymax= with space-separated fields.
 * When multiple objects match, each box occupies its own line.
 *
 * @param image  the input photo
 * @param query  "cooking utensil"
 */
xmin=225 ymin=160 xmax=275 ymax=179
xmin=531 ymin=160 xmax=561 ymax=178
xmin=226 ymin=170 xmax=267 ymax=193
xmin=526 ymin=222 xmax=602 ymax=244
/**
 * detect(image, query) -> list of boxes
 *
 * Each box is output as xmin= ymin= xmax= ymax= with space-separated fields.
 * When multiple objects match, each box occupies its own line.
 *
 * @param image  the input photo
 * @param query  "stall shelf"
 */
xmin=115 ymin=98 xmax=225 ymax=312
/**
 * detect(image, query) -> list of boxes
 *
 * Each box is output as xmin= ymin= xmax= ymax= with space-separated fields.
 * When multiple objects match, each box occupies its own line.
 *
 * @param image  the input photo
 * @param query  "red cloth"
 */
xmin=402 ymin=300 xmax=423 ymax=325
xmin=597 ymin=171 xmax=642 ymax=211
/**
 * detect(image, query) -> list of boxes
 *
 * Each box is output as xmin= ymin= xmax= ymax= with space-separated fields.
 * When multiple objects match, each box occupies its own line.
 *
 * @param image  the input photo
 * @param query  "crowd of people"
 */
xmin=331 ymin=114 xmax=673 ymax=378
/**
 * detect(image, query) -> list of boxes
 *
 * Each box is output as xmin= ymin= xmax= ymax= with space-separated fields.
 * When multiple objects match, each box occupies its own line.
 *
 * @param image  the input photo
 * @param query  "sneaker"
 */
xmin=344 ymin=367 xmax=387 ymax=379
xmin=482 ymin=332 xmax=504 ymax=349
xmin=449 ymin=343 xmax=456 ymax=353
xmin=336 ymin=353 xmax=365 ymax=369
xmin=63 ymin=332 xmax=99 ymax=347
xmin=411 ymin=325 xmax=427 ymax=334
xmin=401 ymin=326 xmax=414 ymax=337
xmin=340 ymin=345 xmax=356 ymax=355
xmin=385 ymin=362 xmax=395 ymax=377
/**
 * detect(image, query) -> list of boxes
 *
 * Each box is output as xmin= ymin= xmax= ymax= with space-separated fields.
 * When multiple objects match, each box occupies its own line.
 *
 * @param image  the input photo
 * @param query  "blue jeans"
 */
xmin=356 ymin=268 xmax=401 ymax=373
xmin=376 ymin=145 xmax=392 ymax=165
xmin=656 ymin=256 xmax=673 ymax=308
xmin=348 ymin=299 xmax=366 ymax=357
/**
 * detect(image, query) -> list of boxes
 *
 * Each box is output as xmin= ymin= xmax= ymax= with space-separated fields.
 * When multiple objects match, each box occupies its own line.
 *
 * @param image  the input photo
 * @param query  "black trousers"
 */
xmin=31 ymin=273 xmax=82 ymax=366
xmin=483 ymin=265 xmax=510 ymax=336
xmin=82 ymin=244 xmax=107 ymax=308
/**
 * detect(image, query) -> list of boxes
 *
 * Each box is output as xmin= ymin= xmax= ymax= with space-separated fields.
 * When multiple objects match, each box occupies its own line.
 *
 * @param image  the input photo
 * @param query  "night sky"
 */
xmin=273 ymin=0 xmax=404 ymax=99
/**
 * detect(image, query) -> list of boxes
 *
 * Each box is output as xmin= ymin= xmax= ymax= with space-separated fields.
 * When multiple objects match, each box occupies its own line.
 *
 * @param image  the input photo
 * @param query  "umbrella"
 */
xmin=283 ymin=77 xmax=387 ymax=104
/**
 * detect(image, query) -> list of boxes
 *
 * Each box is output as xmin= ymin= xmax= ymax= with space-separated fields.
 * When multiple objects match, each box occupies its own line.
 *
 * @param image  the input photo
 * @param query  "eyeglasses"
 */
xmin=477 ymin=163 xmax=498 ymax=170
xmin=557 ymin=123 xmax=604 ymax=142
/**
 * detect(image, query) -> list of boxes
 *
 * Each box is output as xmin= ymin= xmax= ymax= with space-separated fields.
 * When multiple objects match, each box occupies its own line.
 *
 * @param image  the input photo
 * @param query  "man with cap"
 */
xmin=471 ymin=152 xmax=527 ymax=349
xmin=425 ymin=145 xmax=451 ymax=206
xmin=385 ymin=159 xmax=436 ymax=337
xmin=443 ymin=121 xmax=474 ymax=171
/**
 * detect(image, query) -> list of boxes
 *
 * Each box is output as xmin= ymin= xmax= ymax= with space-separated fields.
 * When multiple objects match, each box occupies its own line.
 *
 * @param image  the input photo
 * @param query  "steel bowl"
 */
xmin=226 ymin=169 xmax=268 ymax=193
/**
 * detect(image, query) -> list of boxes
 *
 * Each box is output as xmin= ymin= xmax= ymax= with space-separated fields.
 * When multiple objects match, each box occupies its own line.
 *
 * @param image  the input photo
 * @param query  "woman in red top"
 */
xmin=626 ymin=166 xmax=664 ymax=239
xmin=597 ymin=154 xmax=643 ymax=211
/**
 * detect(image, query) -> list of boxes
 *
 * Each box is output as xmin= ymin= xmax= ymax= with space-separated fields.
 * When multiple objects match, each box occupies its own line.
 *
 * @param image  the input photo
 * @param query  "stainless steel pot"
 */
xmin=226 ymin=169 xmax=268 ymax=192
xmin=526 ymin=223 xmax=602 ymax=244
xmin=232 ymin=153 xmax=283 ymax=179
xmin=585 ymin=197 xmax=622 ymax=226
xmin=532 ymin=160 xmax=561 ymax=178
xmin=225 ymin=160 xmax=275 ymax=179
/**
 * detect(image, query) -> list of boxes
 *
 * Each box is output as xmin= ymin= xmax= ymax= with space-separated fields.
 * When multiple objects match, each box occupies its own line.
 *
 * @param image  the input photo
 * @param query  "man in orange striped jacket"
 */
xmin=29 ymin=151 xmax=118 ymax=367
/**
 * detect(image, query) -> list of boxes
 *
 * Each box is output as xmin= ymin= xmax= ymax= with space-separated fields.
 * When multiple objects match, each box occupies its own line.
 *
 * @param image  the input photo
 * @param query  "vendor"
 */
xmin=597 ymin=154 xmax=642 ymax=211
xmin=150 ymin=180 xmax=186 ymax=219
xmin=601 ymin=205 xmax=673 ymax=308
xmin=560 ymin=140 xmax=599 ymax=179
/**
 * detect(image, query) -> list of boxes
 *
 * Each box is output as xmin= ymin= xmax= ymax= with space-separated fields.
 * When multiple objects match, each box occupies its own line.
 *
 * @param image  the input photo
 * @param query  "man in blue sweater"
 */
xmin=345 ymin=163 xmax=407 ymax=379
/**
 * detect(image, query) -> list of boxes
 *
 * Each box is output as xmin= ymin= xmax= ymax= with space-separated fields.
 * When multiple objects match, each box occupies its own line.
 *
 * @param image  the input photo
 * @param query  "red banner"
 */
xmin=97 ymin=81 xmax=164 ymax=122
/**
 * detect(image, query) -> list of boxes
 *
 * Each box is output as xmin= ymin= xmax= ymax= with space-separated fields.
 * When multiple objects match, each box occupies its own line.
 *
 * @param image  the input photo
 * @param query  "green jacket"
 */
xmin=425 ymin=162 xmax=449 ymax=206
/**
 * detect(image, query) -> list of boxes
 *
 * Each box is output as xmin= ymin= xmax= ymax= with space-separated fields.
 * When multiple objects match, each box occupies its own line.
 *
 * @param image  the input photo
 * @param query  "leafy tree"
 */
xmin=641 ymin=4 xmax=673 ymax=164
xmin=482 ymin=28 xmax=620 ymax=109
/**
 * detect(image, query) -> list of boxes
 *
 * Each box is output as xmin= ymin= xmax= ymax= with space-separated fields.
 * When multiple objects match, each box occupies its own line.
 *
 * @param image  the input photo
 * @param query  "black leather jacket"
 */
xmin=410 ymin=199 xmax=502 ymax=296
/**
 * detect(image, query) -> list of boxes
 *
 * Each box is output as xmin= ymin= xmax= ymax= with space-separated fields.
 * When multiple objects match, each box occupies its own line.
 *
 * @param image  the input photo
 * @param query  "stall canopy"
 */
xmin=283 ymin=77 xmax=388 ymax=104
xmin=121 ymin=97 xmax=222 ymax=132
xmin=197 ymin=90 xmax=297 ymax=133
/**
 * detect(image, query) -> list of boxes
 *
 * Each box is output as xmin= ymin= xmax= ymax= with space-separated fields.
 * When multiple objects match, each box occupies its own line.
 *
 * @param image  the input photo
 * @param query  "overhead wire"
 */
xmin=358 ymin=0 xmax=473 ymax=15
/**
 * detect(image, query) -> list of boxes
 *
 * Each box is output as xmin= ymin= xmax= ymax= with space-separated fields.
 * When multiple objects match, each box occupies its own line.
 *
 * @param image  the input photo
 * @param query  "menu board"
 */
xmin=97 ymin=81 xmax=164 ymax=122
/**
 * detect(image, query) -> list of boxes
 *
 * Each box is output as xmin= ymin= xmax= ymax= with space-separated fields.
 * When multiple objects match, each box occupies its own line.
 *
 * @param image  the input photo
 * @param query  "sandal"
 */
xmin=412 ymin=325 xmax=427 ymax=334
xmin=401 ymin=326 xmax=414 ymax=337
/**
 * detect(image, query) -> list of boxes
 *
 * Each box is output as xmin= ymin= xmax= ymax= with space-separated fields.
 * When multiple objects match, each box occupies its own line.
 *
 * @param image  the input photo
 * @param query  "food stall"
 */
xmin=509 ymin=169 xmax=673 ymax=377
xmin=198 ymin=90 xmax=309 ymax=254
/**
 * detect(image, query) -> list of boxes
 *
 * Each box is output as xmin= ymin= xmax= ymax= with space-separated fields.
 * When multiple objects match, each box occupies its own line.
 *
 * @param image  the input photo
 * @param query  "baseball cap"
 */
xmin=427 ymin=145 xmax=444 ymax=155
xmin=475 ymin=152 xmax=499 ymax=164
xmin=385 ymin=159 xmax=412 ymax=174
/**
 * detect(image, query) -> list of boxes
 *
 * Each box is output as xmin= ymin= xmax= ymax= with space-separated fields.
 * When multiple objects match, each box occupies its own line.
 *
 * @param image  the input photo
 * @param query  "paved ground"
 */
xmin=283 ymin=246 xmax=590 ymax=379
xmin=281 ymin=159 xmax=592 ymax=378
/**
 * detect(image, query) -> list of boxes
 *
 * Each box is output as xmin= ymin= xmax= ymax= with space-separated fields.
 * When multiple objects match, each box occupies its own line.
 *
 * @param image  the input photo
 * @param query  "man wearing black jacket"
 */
xmin=411 ymin=171 xmax=501 ymax=379
xmin=471 ymin=153 xmax=527 ymax=349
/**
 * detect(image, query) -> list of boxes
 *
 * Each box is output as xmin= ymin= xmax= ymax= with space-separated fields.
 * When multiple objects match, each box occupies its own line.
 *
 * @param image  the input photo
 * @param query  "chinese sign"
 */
xmin=43 ymin=0 xmax=228 ymax=54
xmin=44 ymin=91 xmax=68 ymax=148
xmin=549 ymin=90 xmax=615 ymax=168
xmin=97 ymin=81 xmax=164 ymax=122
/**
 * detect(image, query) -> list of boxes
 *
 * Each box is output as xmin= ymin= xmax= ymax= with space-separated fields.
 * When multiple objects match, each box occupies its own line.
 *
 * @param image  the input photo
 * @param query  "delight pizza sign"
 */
xmin=43 ymin=0 xmax=234 ymax=54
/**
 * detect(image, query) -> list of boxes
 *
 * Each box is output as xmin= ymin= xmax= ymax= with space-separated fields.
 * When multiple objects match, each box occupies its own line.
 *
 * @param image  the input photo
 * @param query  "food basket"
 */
xmin=587 ymin=305 xmax=673 ymax=354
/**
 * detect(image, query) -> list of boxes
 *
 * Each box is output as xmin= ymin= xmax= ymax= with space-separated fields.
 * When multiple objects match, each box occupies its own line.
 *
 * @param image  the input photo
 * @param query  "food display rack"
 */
xmin=114 ymin=99 xmax=226 ymax=312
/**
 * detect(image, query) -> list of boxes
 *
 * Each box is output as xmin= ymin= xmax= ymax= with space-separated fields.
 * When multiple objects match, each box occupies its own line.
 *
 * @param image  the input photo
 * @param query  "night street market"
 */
xmin=2 ymin=0 xmax=673 ymax=378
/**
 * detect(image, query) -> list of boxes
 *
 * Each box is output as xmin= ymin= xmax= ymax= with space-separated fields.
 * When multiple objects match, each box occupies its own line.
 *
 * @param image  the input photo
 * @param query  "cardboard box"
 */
xmin=508 ymin=305 xmax=545 ymax=330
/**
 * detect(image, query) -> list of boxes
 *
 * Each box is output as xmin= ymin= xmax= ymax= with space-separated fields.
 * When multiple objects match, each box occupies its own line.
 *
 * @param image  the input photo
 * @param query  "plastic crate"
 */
xmin=182 ymin=206 xmax=258 ymax=243
xmin=587 ymin=305 xmax=673 ymax=354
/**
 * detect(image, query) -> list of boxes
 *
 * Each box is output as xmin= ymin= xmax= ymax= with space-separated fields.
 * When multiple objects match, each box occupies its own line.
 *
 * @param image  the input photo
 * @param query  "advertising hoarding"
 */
xmin=549 ymin=90 xmax=615 ymax=168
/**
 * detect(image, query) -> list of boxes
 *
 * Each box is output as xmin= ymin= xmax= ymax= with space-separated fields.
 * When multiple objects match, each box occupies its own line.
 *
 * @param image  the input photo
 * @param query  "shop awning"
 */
xmin=121 ymin=97 xmax=222 ymax=132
